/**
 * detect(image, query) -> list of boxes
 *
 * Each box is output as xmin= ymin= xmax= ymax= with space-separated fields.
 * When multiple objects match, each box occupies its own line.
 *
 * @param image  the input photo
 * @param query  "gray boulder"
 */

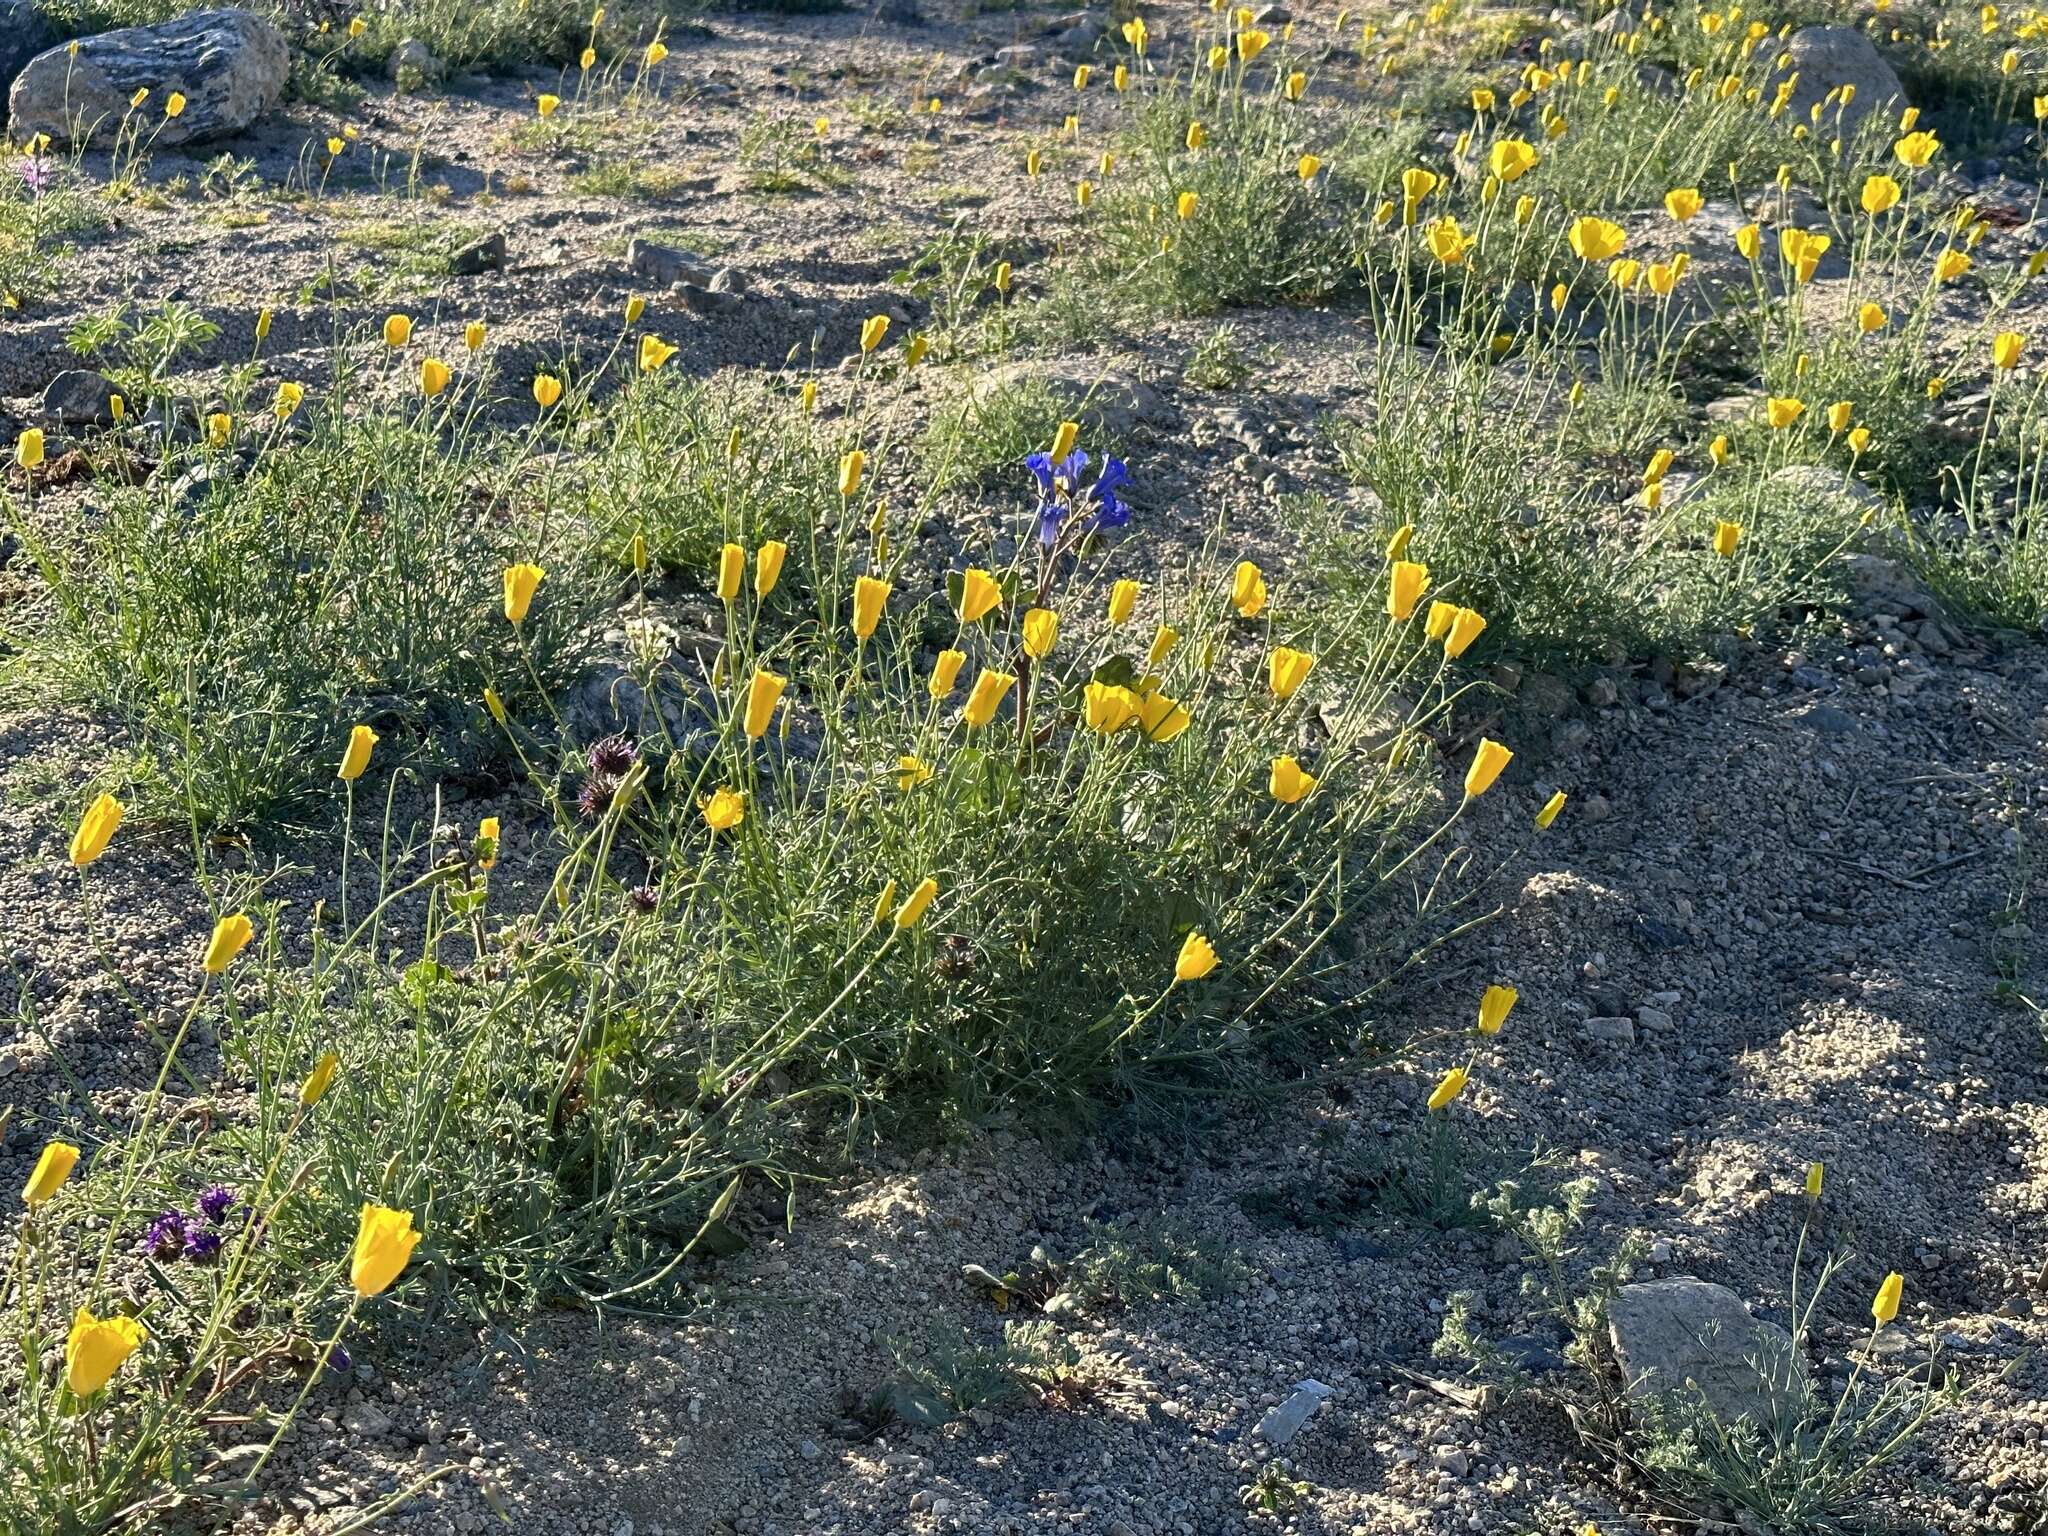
xmin=971 ymin=358 xmax=1168 ymax=441
xmin=1766 ymin=26 xmax=1906 ymax=138
xmin=1608 ymin=1278 xmax=1805 ymax=1427
xmin=41 ymin=369 xmax=121 ymax=427
xmin=0 ymin=1 xmax=57 ymax=96
xmin=9 ymin=8 xmax=289 ymax=149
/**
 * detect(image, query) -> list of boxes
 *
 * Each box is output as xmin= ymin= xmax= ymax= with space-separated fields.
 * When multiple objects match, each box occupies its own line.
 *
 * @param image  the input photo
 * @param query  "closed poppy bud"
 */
xmin=338 ymin=724 xmax=378 ymax=781
xmin=537 ymin=93 xmax=561 ymax=117
xmin=1664 ymin=186 xmax=1702 ymax=222
xmin=646 ymin=38 xmax=668 ymax=64
xmin=1298 ymin=153 xmax=1321 ymax=181
xmin=477 ymin=816 xmax=500 ymax=870
xmin=1444 ymin=607 xmax=1487 ymax=658
xmin=1177 ymin=190 xmax=1199 ymax=220
xmin=717 ymin=542 xmax=744 ymax=601
xmin=383 ymin=313 xmax=412 ymax=347
xmin=1735 ymin=222 xmax=1761 ymax=261
xmin=463 ymin=320 xmax=486 ymax=351
xmin=1806 ymin=1161 xmax=1824 ymax=1199
xmin=700 ymin=786 xmax=744 ymax=832
xmin=1872 ymin=1270 xmax=1904 ymax=1326
xmin=1425 ymin=599 xmax=1457 ymax=640
xmin=206 ymin=412 xmax=233 ymax=448
xmin=1477 ymin=983 xmax=1517 ymax=1034
xmin=929 ymin=649 xmax=967 ymax=697
xmin=1710 ymin=434 xmax=1730 ymax=466
xmin=1044 ymin=419 xmax=1081 ymax=464
xmin=1847 ymin=426 xmax=1871 ymax=454
xmin=1825 ymin=400 xmax=1853 ymax=433
xmin=1535 ymin=789 xmax=1567 ymax=829
xmin=533 ymin=374 xmax=563 ymax=408
xmin=1076 ymin=179 xmax=1093 ymax=207
xmin=1766 ymin=396 xmax=1805 ymax=429
xmin=1385 ymin=523 xmax=1415 ymax=559
xmin=639 ymin=334 xmax=677 ymax=372
xmin=1146 ymin=624 xmax=1179 ymax=668
xmin=1387 ymin=559 xmax=1430 ymax=620
xmin=352 ymin=1203 xmax=422 ymax=1297
xmin=299 ymin=1050 xmax=340 ymax=1106
xmin=255 ymin=307 xmax=273 ymax=341
xmin=870 ymin=879 xmax=898 ymax=926
xmin=1174 ymin=931 xmax=1218 ymax=982
xmin=1426 ymin=1066 xmax=1468 ymax=1111
xmin=838 ymin=449 xmax=865 ymax=497
xmin=203 ymin=913 xmax=255 ymax=974
xmin=1994 ymin=331 xmax=2025 ymax=369
xmin=1232 ymin=561 xmax=1268 ymax=618
xmin=1074 ymin=63 xmax=1090 ymax=88
xmin=895 ymin=877 xmax=939 ymax=929
xmin=1285 ymin=70 xmax=1306 ymax=99
xmin=963 ymin=668 xmax=1017 ymax=727
xmin=860 ymin=314 xmax=890 ymax=353
xmin=418 ymin=358 xmax=450 ymax=397
xmin=1022 ymin=607 xmax=1059 ymax=658
xmin=69 ymin=793 xmax=124 ymax=867
xmin=755 ymin=541 xmax=787 ymax=596
xmin=744 ymin=669 xmax=786 ymax=738
xmin=1514 ymin=194 xmax=1536 ymax=226
xmin=165 ymin=92 xmax=186 ymax=118
xmin=957 ymin=567 xmax=1002 ymax=623
xmin=109 ymin=395 xmax=124 ymax=422
xmin=1713 ymin=520 xmax=1742 ymax=557
xmin=503 ymin=562 xmax=545 ymax=624
xmin=1268 ymin=645 xmax=1315 ymax=698
xmin=1084 ymin=682 xmax=1141 ymax=733
xmin=1269 ymin=755 xmax=1317 ymax=803
xmin=1463 ymin=737 xmax=1513 ymax=798
xmin=483 ymin=687 xmax=508 ymax=727
xmin=852 ymin=574 xmax=891 ymax=638
xmin=1186 ymin=120 xmax=1206 ymax=150
xmin=1139 ymin=691 xmax=1190 ymax=742
xmin=66 ymin=1307 xmax=146 ymax=1397
xmin=1108 ymin=578 xmax=1139 ymax=624
xmin=23 ymin=1141 xmax=80 ymax=1205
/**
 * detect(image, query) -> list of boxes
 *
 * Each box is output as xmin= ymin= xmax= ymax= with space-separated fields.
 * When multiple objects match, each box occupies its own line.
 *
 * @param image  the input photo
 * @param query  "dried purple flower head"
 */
xmin=587 ymin=734 xmax=639 ymax=777
xmin=197 ymin=1184 xmax=237 ymax=1224
xmin=626 ymin=884 xmax=660 ymax=914
xmin=141 ymin=1210 xmax=187 ymax=1259
xmin=577 ymin=774 xmax=620 ymax=821
xmin=323 ymin=1343 xmax=353 ymax=1378
xmin=182 ymin=1227 xmax=224 ymax=1262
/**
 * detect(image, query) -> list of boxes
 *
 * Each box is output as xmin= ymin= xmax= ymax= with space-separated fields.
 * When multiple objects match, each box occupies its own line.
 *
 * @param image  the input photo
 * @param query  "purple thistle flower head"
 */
xmin=626 ymin=883 xmax=660 ymax=915
xmin=577 ymin=773 xmax=620 ymax=822
xmin=182 ymin=1227 xmax=224 ymax=1262
xmin=587 ymin=733 xmax=639 ymax=777
xmin=142 ymin=1210 xmax=187 ymax=1259
xmin=197 ymin=1184 xmax=237 ymax=1224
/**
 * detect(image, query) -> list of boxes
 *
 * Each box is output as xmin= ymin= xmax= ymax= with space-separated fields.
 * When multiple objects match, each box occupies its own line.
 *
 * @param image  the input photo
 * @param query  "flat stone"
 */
xmin=449 ymin=230 xmax=507 ymax=275
xmin=627 ymin=237 xmax=713 ymax=289
xmin=9 ymin=8 xmax=289 ymax=148
xmin=1252 ymin=1379 xmax=1332 ymax=1444
xmin=41 ymin=369 xmax=121 ymax=427
xmin=1608 ymin=1278 xmax=1804 ymax=1428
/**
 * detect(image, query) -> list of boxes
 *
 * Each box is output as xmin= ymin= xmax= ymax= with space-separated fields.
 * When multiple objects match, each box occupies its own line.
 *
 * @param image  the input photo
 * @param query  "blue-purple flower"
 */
xmin=1026 ymin=448 xmax=1134 ymax=548
xmin=183 ymin=1227 xmax=224 ymax=1262
xmin=141 ymin=1211 xmax=187 ymax=1259
xmin=197 ymin=1184 xmax=237 ymax=1224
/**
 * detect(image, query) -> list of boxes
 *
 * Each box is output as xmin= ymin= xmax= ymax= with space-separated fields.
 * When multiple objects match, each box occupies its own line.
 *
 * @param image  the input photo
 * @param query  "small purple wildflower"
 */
xmin=20 ymin=156 xmax=51 ymax=196
xmin=141 ymin=1210 xmax=188 ymax=1259
xmin=626 ymin=884 xmax=660 ymax=914
xmin=587 ymin=734 xmax=639 ymax=777
xmin=182 ymin=1227 xmax=224 ymax=1262
xmin=323 ymin=1342 xmax=353 ymax=1378
xmin=197 ymin=1184 xmax=237 ymax=1224
xmin=1026 ymin=448 xmax=1134 ymax=548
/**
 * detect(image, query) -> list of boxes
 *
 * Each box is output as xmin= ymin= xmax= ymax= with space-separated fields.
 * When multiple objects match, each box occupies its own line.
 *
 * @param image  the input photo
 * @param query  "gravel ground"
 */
xmin=3 ymin=3 xmax=2048 ymax=1533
